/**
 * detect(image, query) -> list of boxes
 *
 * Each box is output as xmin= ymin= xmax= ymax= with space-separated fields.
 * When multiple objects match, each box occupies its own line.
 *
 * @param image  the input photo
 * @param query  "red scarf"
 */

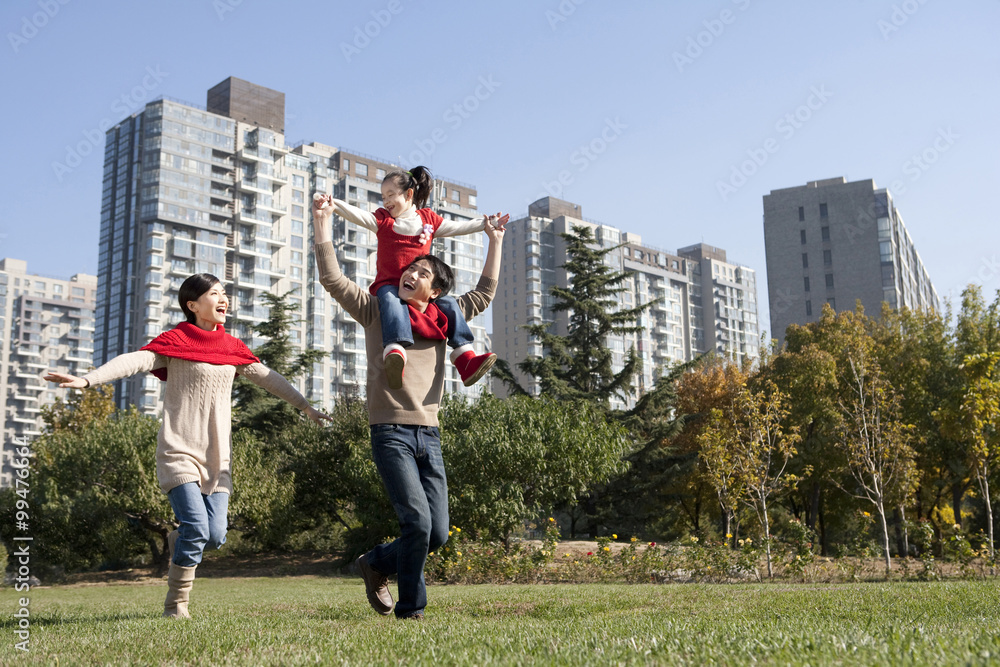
xmin=140 ymin=321 xmax=260 ymax=381
xmin=410 ymin=302 xmax=448 ymax=340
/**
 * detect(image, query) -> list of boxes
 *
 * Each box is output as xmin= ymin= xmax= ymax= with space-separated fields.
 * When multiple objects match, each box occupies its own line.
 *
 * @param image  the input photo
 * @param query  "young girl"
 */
xmin=45 ymin=274 xmax=331 ymax=619
xmin=314 ymin=165 xmax=508 ymax=389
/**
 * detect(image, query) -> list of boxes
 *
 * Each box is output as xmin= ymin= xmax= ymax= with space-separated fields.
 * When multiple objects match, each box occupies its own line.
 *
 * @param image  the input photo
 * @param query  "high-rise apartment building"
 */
xmin=0 ymin=259 xmax=97 ymax=487
xmin=494 ymin=197 xmax=759 ymax=407
xmin=96 ymin=77 xmax=489 ymax=413
xmin=763 ymin=177 xmax=939 ymax=346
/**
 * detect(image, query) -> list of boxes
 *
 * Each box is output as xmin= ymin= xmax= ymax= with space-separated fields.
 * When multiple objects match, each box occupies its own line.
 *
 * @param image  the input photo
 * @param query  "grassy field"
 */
xmin=1 ymin=576 xmax=998 ymax=665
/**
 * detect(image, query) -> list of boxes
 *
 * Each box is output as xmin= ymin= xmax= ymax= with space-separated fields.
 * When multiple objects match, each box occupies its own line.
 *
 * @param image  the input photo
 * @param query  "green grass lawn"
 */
xmin=1 ymin=576 xmax=998 ymax=665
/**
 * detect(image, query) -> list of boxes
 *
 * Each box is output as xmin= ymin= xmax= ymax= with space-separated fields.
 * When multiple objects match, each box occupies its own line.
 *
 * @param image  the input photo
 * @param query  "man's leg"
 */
xmin=366 ymin=424 xmax=449 ymax=618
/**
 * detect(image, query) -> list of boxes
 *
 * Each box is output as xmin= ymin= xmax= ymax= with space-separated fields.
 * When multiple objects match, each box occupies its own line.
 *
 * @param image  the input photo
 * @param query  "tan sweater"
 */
xmin=82 ymin=352 xmax=311 ymax=494
xmin=315 ymin=241 xmax=496 ymax=426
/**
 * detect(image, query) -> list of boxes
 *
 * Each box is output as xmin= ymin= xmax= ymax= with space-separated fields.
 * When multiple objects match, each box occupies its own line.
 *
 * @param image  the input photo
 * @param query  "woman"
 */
xmin=45 ymin=273 xmax=331 ymax=618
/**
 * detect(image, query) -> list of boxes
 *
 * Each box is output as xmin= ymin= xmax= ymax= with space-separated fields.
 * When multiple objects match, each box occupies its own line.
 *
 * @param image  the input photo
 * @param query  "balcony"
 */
xmin=239 ymin=178 xmax=271 ymax=195
xmin=235 ymin=208 xmax=275 ymax=226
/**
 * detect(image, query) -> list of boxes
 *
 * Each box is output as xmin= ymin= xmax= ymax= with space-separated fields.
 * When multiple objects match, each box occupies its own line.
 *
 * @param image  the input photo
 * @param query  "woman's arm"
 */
xmin=237 ymin=363 xmax=333 ymax=425
xmin=45 ymin=350 xmax=163 ymax=388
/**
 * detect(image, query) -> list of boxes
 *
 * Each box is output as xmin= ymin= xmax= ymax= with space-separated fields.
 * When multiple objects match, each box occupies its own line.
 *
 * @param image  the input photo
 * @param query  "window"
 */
xmin=292 ymin=220 xmax=304 ymax=233
xmin=821 ymin=226 xmax=830 ymax=242
xmin=292 ymin=174 xmax=305 ymax=188
xmin=376 ymin=168 xmax=385 ymax=180
xmin=806 ymin=300 xmax=812 ymax=316
xmin=451 ymin=189 xmax=460 ymax=202
xmin=468 ymin=194 xmax=477 ymax=207
xmin=802 ymin=253 xmax=809 ymax=268
xmin=819 ymin=203 xmax=828 ymax=218
xmin=800 ymin=229 xmax=807 ymax=244
xmin=804 ymin=276 xmax=810 ymax=292
xmin=342 ymin=159 xmax=350 ymax=170
xmin=823 ymin=249 xmax=832 ymax=266
xmin=827 ymin=297 xmax=836 ymax=310
xmin=356 ymin=163 xmax=368 ymax=177
xmin=798 ymin=206 xmax=805 ymax=221
xmin=825 ymin=274 xmax=834 ymax=288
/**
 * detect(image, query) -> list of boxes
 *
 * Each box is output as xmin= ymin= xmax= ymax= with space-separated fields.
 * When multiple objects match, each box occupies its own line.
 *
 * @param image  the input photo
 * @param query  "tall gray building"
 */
xmin=494 ymin=197 xmax=759 ymax=407
xmin=763 ymin=177 xmax=939 ymax=346
xmin=96 ymin=77 xmax=489 ymax=414
xmin=0 ymin=259 xmax=97 ymax=487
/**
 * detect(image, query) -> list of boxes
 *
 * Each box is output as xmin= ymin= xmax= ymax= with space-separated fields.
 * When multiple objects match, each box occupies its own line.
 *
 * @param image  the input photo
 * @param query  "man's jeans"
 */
xmin=366 ymin=424 xmax=449 ymax=618
xmin=377 ymin=284 xmax=475 ymax=350
xmin=167 ymin=482 xmax=229 ymax=567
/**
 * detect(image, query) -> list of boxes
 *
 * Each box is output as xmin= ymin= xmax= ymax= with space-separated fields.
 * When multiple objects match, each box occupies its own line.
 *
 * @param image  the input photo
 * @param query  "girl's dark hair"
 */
xmin=178 ymin=273 xmax=222 ymax=323
xmin=410 ymin=254 xmax=454 ymax=297
xmin=384 ymin=165 xmax=433 ymax=210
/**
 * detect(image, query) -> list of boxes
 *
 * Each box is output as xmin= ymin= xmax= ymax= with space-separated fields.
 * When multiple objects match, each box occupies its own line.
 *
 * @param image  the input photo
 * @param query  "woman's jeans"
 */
xmin=377 ymin=284 xmax=474 ymax=350
xmin=366 ymin=424 xmax=449 ymax=618
xmin=167 ymin=482 xmax=229 ymax=567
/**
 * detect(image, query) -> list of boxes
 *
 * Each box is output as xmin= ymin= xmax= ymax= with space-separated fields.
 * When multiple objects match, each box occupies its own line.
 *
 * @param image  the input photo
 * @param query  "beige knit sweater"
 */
xmin=82 ymin=352 xmax=311 ymax=494
xmin=315 ymin=240 xmax=496 ymax=426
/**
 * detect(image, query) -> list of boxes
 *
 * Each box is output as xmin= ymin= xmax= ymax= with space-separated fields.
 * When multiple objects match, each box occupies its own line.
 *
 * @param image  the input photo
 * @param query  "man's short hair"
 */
xmin=409 ymin=254 xmax=454 ymax=297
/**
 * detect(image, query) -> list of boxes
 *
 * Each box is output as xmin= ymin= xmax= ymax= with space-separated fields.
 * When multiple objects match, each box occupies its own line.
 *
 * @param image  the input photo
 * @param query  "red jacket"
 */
xmin=370 ymin=208 xmax=443 ymax=295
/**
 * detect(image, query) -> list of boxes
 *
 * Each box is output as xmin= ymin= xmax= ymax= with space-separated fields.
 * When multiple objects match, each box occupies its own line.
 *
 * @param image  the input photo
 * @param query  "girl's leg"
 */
xmin=435 ymin=295 xmax=474 ymax=349
xmin=377 ymin=284 xmax=414 ymax=349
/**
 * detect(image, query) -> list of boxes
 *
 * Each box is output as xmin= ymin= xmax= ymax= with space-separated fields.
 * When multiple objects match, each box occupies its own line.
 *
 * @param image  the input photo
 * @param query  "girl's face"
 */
xmin=381 ymin=180 xmax=414 ymax=218
xmin=187 ymin=282 xmax=229 ymax=330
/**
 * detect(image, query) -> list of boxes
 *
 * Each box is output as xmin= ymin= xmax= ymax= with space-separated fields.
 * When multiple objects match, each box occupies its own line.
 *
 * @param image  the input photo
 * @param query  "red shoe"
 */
xmin=454 ymin=351 xmax=496 ymax=386
xmin=384 ymin=350 xmax=405 ymax=390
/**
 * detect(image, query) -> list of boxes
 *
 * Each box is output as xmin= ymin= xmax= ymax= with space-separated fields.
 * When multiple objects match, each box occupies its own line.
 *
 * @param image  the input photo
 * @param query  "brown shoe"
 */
xmin=384 ymin=350 xmax=405 ymax=390
xmin=355 ymin=553 xmax=394 ymax=615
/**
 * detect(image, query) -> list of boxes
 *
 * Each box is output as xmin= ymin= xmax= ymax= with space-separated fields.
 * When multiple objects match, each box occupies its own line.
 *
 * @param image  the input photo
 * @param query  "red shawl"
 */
xmin=410 ymin=302 xmax=448 ymax=341
xmin=140 ymin=321 xmax=260 ymax=381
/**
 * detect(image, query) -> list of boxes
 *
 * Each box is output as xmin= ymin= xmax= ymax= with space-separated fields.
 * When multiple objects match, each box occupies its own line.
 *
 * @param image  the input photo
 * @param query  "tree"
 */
xmin=505 ymin=225 xmax=652 ymax=405
xmin=232 ymin=291 xmax=325 ymax=440
xmin=441 ymin=394 xmax=629 ymax=543
xmin=831 ymin=307 xmax=916 ymax=577
xmin=700 ymin=380 xmax=803 ymax=578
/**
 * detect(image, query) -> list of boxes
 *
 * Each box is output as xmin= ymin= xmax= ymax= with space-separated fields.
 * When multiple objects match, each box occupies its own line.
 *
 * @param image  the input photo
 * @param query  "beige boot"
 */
xmin=163 ymin=563 xmax=196 ymax=619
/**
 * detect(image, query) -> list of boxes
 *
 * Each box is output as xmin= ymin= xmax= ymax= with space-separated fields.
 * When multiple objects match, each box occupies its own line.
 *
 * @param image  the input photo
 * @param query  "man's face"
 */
xmin=398 ymin=259 xmax=441 ymax=305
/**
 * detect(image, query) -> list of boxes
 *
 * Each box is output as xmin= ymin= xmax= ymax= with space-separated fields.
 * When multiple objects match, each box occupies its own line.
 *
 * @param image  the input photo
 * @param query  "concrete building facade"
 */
xmin=763 ymin=177 xmax=939 ymax=346
xmin=494 ymin=197 xmax=759 ymax=407
xmin=0 ymin=259 xmax=97 ymax=487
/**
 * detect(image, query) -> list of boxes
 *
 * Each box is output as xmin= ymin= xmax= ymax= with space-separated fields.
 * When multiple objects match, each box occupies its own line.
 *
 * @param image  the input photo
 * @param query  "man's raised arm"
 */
xmin=312 ymin=195 xmax=374 ymax=326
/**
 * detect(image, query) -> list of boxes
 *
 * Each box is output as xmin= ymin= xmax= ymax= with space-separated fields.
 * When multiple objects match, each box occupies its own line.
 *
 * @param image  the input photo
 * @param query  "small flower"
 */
xmin=649 ymin=542 xmax=656 ymax=547
xmin=467 ymin=565 xmax=472 ymax=570
xmin=587 ymin=552 xmax=593 ymax=556
xmin=631 ymin=536 xmax=637 ymax=542
xmin=612 ymin=534 xmax=618 ymax=539
xmin=456 ymin=551 xmax=462 ymax=557
xmin=726 ymin=533 xmax=733 ymax=539
xmin=448 ymin=531 xmax=453 ymax=537
xmin=429 ymin=552 xmax=434 ymax=556
xmin=603 ymin=547 xmax=610 ymax=552
xmin=574 ymin=560 xmax=579 ymax=565
xmin=690 ymin=536 xmax=699 ymax=543
xmin=795 ymin=555 xmax=801 ymax=561
xmin=863 ymin=511 xmax=870 ymax=518
xmin=738 ymin=539 xmax=745 ymax=547
xmin=548 ymin=517 xmax=555 ymax=523
xmin=953 ymin=523 xmax=961 ymax=531
xmin=455 ymin=527 xmax=461 ymax=533
xmin=746 ymin=538 xmax=753 ymax=545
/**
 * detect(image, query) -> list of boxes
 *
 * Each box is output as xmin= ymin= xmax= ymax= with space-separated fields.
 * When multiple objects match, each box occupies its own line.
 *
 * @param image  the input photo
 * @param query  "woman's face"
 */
xmin=187 ymin=282 xmax=229 ymax=330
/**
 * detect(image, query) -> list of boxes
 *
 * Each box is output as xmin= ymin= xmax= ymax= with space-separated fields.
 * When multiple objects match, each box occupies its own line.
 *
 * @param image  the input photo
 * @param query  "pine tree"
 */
xmin=505 ymin=225 xmax=653 ymax=405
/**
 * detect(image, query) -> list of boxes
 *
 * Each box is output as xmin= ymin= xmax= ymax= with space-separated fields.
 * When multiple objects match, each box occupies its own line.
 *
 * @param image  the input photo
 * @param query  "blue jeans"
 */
xmin=377 ymin=284 xmax=474 ymax=350
xmin=366 ymin=424 xmax=449 ymax=618
xmin=167 ymin=482 xmax=229 ymax=567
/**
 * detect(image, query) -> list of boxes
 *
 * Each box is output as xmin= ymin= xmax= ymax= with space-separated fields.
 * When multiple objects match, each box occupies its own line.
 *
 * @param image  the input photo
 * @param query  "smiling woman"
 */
xmin=43 ymin=273 xmax=333 ymax=620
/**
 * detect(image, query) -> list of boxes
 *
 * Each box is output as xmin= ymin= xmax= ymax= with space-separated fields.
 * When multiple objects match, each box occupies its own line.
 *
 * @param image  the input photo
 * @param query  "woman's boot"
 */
xmin=163 ymin=563 xmax=196 ymax=618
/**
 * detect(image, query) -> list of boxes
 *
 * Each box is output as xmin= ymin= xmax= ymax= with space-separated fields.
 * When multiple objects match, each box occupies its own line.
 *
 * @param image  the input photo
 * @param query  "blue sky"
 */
xmin=2 ymin=0 xmax=998 ymax=336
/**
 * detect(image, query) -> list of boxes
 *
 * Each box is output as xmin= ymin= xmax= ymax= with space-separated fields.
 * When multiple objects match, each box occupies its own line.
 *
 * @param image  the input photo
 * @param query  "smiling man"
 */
xmin=312 ymin=198 xmax=505 ymax=620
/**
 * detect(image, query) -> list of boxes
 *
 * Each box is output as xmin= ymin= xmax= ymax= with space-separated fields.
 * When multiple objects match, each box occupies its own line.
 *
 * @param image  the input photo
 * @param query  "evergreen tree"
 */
xmin=232 ymin=291 xmax=325 ymax=441
xmin=505 ymin=225 xmax=653 ymax=405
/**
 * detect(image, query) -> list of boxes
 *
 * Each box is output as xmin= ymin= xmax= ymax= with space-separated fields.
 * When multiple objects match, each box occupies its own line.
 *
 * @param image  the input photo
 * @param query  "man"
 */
xmin=313 ymin=198 xmax=505 ymax=619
